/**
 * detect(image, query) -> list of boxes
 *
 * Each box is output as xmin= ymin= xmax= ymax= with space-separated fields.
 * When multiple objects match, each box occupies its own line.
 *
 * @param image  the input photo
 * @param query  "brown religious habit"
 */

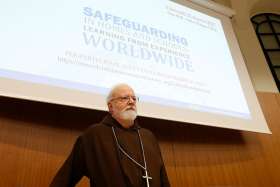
xmin=50 ymin=114 xmax=170 ymax=187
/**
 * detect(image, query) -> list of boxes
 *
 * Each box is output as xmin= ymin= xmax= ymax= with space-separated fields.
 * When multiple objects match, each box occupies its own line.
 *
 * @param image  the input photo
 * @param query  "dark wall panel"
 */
xmin=0 ymin=92 xmax=279 ymax=187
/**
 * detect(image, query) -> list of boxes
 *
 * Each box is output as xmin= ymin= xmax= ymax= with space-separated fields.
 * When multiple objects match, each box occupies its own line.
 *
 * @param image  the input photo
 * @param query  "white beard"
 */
xmin=119 ymin=109 xmax=137 ymax=121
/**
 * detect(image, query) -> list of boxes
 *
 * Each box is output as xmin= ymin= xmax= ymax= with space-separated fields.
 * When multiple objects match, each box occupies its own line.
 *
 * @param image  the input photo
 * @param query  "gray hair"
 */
xmin=106 ymin=83 xmax=133 ymax=103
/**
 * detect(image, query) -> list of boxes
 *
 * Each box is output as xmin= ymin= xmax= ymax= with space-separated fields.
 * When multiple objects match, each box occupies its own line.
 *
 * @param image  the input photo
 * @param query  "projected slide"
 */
xmin=0 ymin=0 xmax=250 ymax=119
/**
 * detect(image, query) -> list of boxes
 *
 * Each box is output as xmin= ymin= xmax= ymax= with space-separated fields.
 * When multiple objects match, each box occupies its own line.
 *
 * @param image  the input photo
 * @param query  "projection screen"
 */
xmin=0 ymin=0 xmax=271 ymax=133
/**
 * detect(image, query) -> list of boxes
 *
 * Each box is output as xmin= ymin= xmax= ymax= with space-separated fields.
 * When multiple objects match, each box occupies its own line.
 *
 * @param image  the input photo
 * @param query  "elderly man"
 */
xmin=50 ymin=84 xmax=170 ymax=187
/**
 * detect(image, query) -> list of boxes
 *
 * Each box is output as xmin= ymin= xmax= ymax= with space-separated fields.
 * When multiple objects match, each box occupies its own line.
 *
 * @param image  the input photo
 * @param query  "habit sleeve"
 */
xmin=50 ymin=136 xmax=88 ymax=187
xmin=147 ymin=129 xmax=170 ymax=187
xmin=160 ymin=163 xmax=170 ymax=187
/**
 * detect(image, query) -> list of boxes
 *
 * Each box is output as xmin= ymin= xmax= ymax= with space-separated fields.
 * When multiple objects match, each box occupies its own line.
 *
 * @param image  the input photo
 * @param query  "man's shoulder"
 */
xmin=140 ymin=127 xmax=153 ymax=134
xmin=140 ymin=128 xmax=157 ymax=139
xmin=84 ymin=122 xmax=109 ymax=134
xmin=77 ymin=122 xmax=113 ymax=145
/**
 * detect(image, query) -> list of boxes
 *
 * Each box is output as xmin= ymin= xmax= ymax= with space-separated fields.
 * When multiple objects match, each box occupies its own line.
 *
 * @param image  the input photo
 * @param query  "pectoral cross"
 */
xmin=142 ymin=169 xmax=152 ymax=187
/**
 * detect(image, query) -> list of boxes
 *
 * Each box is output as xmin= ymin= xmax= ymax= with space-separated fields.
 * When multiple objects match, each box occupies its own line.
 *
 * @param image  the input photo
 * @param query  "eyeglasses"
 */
xmin=110 ymin=95 xmax=139 ymax=103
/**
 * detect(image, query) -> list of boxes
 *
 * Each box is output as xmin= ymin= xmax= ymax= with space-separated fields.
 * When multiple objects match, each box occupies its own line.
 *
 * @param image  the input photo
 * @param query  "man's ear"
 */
xmin=108 ymin=102 xmax=113 ymax=114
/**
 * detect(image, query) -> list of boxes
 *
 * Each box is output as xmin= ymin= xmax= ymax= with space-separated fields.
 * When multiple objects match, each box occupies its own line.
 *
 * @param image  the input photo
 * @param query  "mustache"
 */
xmin=125 ymin=106 xmax=136 ymax=111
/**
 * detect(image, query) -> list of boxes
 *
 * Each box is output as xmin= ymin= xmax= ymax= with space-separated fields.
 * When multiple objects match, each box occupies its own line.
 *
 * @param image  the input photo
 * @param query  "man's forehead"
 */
xmin=112 ymin=85 xmax=135 ymax=97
